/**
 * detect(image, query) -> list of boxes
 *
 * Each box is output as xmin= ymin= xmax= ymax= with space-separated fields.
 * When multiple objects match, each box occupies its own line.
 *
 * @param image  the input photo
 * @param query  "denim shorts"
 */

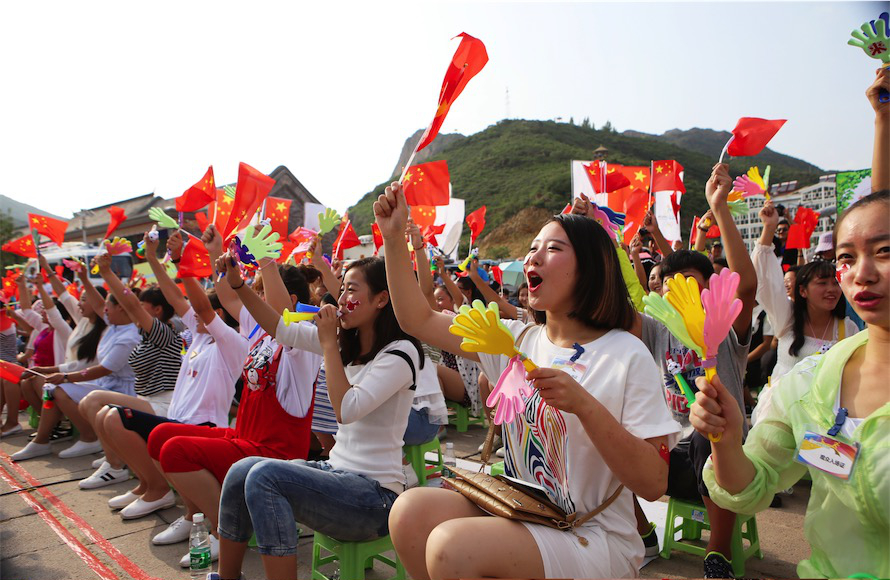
xmin=218 ymin=457 xmax=398 ymax=556
xmin=403 ymin=407 xmax=440 ymax=446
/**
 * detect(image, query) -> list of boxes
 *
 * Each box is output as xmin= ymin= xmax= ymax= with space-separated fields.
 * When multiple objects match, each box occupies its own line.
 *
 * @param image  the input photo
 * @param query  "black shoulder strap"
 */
xmin=386 ymin=349 xmax=417 ymax=391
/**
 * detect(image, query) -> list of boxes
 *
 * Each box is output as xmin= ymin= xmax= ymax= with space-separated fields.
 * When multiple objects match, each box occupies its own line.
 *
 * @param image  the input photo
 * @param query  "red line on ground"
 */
xmin=0 ymin=450 xmax=165 ymax=580
xmin=0 ymin=464 xmax=120 ymax=580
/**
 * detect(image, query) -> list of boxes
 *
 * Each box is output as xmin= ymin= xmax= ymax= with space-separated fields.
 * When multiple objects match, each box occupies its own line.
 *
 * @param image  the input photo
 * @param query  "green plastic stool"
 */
xmin=403 ymin=437 xmax=443 ymax=486
xmin=660 ymin=497 xmax=763 ymax=577
xmin=311 ymin=532 xmax=405 ymax=580
xmin=445 ymin=400 xmax=485 ymax=433
xmin=490 ymin=461 xmax=504 ymax=477
xmin=28 ymin=406 xmax=39 ymax=429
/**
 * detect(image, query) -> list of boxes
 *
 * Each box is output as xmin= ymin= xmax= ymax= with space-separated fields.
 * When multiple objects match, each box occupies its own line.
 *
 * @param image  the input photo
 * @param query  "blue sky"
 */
xmin=0 ymin=1 xmax=883 ymax=218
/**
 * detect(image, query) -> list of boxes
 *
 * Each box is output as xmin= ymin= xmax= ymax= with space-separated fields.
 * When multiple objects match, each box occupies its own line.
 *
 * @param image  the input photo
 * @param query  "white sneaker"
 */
xmin=108 ymin=490 xmax=141 ymax=510
xmin=179 ymin=534 xmax=219 ymax=567
xmin=153 ymin=515 xmax=192 ymax=545
xmin=119 ymin=490 xmax=176 ymax=519
xmin=1 ymin=424 xmax=23 ymax=437
xmin=478 ymin=434 xmax=502 ymax=453
xmin=92 ymin=455 xmax=107 ymax=469
xmin=58 ymin=439 xmax=103 ymax=458
xmin=11 ymin=441 xmax=51 ymax=461
xmin=79 ymin=462 xmax=129 ymax=489
xmin=496 ymin=446 xmax=505 ymax=458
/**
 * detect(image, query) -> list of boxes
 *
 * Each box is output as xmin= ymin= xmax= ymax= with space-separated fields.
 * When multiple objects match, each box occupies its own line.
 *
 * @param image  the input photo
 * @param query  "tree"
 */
xmin=568 ymin=117 xmax=575 ymax=125
xmin=602 ymin=120 xmax=615 ymax=133
xmin=0 ymin=210 xmax=19 ymax=269
xmin=581 ymin=117 xmax=590 ymax=129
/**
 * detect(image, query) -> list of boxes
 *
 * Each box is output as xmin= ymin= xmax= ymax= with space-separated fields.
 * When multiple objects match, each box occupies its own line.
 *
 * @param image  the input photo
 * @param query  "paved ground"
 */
xmin=1 ymin=413 xmax=810 ymax=580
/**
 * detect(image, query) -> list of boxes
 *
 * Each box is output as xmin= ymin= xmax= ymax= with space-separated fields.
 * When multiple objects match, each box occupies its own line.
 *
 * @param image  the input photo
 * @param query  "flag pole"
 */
xmin=718 ymin=136 xmax=734 ymax=164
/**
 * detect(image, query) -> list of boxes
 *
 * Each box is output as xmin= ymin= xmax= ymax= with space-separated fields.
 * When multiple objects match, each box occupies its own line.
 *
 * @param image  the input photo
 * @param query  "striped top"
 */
xmin=128 ymin=318 xmax=182 ymax=397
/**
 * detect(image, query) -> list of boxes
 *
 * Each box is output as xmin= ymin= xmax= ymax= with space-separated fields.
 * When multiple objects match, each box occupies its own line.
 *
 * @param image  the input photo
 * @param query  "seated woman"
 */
xmin=75 ymin=251 xmax=183 ymax=483
xmin=146 ymin=224 xmax=321 ymax=568
xmin=376 ymin=182 xmax=681 ymax=579
xmin=85 ymin=230 xmax=245 ymax=525
xmin=11 ymin=274 xmax=139 ymax=461
xmin=692 ymin=190 xmax=888 ymax=579
xmin=214 ymin=254 xmax=421 ymax=580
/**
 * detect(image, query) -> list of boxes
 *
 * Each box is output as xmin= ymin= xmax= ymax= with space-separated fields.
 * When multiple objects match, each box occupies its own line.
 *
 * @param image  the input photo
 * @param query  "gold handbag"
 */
xmin=441 ymin=327 xmax=624 ymax=546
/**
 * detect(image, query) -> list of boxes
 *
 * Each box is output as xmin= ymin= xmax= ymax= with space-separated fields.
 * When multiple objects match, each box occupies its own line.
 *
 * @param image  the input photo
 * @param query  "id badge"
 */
xmin=795 ymin=430 xmax=860 ymax=482
xmin=550 ymin=355 xmax=586 ymax=382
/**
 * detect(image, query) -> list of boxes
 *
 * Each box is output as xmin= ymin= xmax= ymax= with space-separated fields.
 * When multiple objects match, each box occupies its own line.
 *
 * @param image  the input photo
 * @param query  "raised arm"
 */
xmin=182 ymin=278 xmax=215 ymax=325
xmin=216 ymin=252 xmax=281 ymax=338
xmin=38 ymin=254 xmax=68 ymax=299
xmin=753 ymin=201 xmax=793 ymax=336
xmin=16 ymin=275 xmax=32 ymax=311
xmin=201 ymin=224 xmax=241 ymax=320
xmin=375 ymin=182 xmax=475 ymax=359
xmin=407 ymin=221 xmax=437 ymax=310
xmin=467 ymin=258 xmax=519 ymax=319
xmin=76 ymin=262 xmax=106 ymax=319
xmin=694 ymin=210 xmax=712 ymax=254
xmin=643 ymin=210 xmax=673 ymax=258
xmin=94 ymin=253 xmax=153 ymax=333
xmin=308 ymin=236 xmax=342 ymax=301
xmin=705 ymin=164 xmax=756 ymax=336
xmin=868 ymin=68 xmax=889 ymax=191
xmin=436 ymin=257 xmax=466 ymax=309
xmin=629 ymin=235 xmax=649 ymax=291
xmin=145 ymin=230 xmax=189 ymax=318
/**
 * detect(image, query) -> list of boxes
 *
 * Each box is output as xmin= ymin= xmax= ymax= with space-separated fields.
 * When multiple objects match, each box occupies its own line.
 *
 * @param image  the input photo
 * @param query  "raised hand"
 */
xmin=486 ymin=355 xmax=533 ymax=425
xmin=758 ymin=200 xmax=779 ymax=229
xmin=241 ymin=224 xmax=283 ymax=263
xmin=166 ymin=230 xmax=184 ymax=260
xmin=406 ymin=219 xmax=423 ymax=250
xmin=705 ymin=163 xmax=733 ymax=209
xmin=148 ymin=207 xmax=179 ymax=230
xmin=215 ymin=251 xmax=243 ymax=289
xmin=373 ymin=181 xmax=410 ymax=239
xmin=317 ymin=208 xmax=341 ymax=235
xmin=849 ymin=15 xmax=890 ymax=64
xmin=201 ymin=224 xmax=223 ymax=257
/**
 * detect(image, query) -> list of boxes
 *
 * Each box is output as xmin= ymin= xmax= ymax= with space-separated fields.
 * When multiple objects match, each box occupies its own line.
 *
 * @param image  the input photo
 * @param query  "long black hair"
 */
xmin=456 ymin=276 xmax=486 ymax=304
xmin=338 ymin=257 xmax=423 ymax=367
xmin=76 ymin=287 xmax=108 ymax=362
xmin=789 ymin=260 xmax=846 ymax=357
xmin=139 ymin=286 xmax=175 ymax=322
xmin=531 ymin=213 xmax=636 ymax=330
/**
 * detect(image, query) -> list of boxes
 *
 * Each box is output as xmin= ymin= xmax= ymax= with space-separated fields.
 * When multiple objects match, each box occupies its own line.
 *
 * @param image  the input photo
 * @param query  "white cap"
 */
xmin=193 ymin=513 xmax=205 ymax=523
xmin=814 ymin=231 xmax=833 ymax=254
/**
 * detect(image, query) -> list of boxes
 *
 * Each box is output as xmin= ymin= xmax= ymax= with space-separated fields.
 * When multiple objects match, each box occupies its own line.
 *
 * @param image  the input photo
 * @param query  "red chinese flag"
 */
xmin=727 ymin=118 xmax=787 ymax=157
xmin=371 ymin=223 xmax=383 ymax=254
xmin=785 ymin=224 xmax=811 ymax=250
xmin=195 ymin=212 xmax=210 ymax=233
xmin=276 ymin=240 xmax=296 ymax=264
xmin=54 ymin=265 xmax=65 ymax=278
xmin=412 ymin=206 xmax=438 ymax=230
xmin=690 ymin=216 xmax=701 ymax=247
xmin=466 ymin=206 xmax=487 ymax=245
xmin=415 ymin=33 xmax=489 ymax=153
xmin=105 ymin=206 xmax=127 ymax=240
xmin=207 ymin=188 xmax=233 ymax=231
xmin=333 ymin=221 xmax=361 ymax=259
xmin=222 ymin=163 xmax=276 ymax=240
xmin=794 ymin=206 xmax=820 ymax=238
xmin=27 ymin=214 xmax=68 ymax=247
xmin=2 ymin=274 xmax=19 ymax=301
xmin=177 ymin=237 xmax=213 ymax=279
xmin=66 ymin=283 xmax=82 ymax=300
xmin=403 ymin=161 xmax=451 ymax=207
xmin=0 ymin=310 xmax=12 ymax=332
xmin=622 ymin=189 xmax=650 ymax=241
xmin=2 ymin=234 xmax=38 ymax=259
xmin=651 ymin=160 xmax=686 ymax=193
xmin=265 ymin=197 xmax=292 ymax=238
xmin=706 ymin=225 xmax=722 ymax=239
xmin=561 ymin=203 xmax=572 ymax=214
xmin=422 ymin=223 xmax=446 ymax=247
xmin=491 ymin=265 xmax=503 ymax=286
xmin=0 ymin=361 xmax=26 ymax=384
xmin=176 ymin=166 xmax=217 ymax=212
xmin=583 ymin=162 xmax=632 ymax=195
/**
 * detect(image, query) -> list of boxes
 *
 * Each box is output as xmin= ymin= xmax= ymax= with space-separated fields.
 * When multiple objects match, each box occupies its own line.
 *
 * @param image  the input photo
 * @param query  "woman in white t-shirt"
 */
xmin=750 ymin=201 xmax=859 ymax=424
xmin=376 ymin=182 xmax=681 ymax=579
xmin=213 ymin=255 xmax=420 ymax=580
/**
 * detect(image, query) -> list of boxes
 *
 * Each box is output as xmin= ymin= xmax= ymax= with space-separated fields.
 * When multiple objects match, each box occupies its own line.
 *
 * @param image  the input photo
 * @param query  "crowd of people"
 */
xmin=0 ymin=69 xmax=887 ymax=580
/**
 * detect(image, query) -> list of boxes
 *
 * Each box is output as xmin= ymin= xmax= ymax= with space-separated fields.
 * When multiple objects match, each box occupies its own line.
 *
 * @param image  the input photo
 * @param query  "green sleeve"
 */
xmin=616 ymin=246 xmax=646 ymax=312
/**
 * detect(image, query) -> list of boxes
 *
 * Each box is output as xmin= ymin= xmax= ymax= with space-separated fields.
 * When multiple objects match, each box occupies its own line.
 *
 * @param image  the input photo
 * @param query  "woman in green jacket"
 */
xmin=690 ymin=187 xmax=888 ymax=579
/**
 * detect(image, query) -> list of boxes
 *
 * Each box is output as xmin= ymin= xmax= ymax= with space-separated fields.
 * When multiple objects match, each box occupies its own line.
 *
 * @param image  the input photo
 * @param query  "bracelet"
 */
xmin=63 ymin=373 xmax=69 ymax=383
xmin=171 ymin=257 xmax=181 ymax=264
xmin=230 ymin=279 xmax=245 ymax=291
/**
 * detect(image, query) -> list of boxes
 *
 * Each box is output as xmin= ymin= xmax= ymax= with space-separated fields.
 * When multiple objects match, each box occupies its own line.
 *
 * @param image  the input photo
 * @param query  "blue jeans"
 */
xmin=218 ymin=457 xmax=398 ymax=556
xmin=402 ymin=407 xmax=440 ymax=446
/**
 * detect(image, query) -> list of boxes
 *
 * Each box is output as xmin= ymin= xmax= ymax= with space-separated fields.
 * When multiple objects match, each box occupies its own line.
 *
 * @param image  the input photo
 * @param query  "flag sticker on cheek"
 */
xmin=836 ymin=263 xmax=850 ymax=284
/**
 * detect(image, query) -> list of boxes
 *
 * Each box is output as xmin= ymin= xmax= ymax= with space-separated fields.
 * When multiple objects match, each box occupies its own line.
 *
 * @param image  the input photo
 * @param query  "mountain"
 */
xmin=0 ymin=194 xmax=66 ymax=228
xmin=347 ymin=120 xmax=825 ymax=258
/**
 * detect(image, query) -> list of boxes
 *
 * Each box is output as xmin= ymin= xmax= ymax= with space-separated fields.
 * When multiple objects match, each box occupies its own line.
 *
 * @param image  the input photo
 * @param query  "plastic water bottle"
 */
xmin=189 ymin=513 xmax=211 ymax=579
xmin=443 ymin=442 xmax=457 ymax=468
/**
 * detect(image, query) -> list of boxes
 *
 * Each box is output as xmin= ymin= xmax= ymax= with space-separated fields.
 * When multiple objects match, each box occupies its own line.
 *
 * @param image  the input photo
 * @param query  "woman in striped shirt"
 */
xmin=73 ymin=252 xmax=182 ymax=482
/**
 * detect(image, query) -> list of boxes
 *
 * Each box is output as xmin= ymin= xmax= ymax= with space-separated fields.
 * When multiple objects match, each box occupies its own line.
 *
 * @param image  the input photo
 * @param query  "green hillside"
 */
xmin=347 ymin=119 xmax=824 ymax=252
